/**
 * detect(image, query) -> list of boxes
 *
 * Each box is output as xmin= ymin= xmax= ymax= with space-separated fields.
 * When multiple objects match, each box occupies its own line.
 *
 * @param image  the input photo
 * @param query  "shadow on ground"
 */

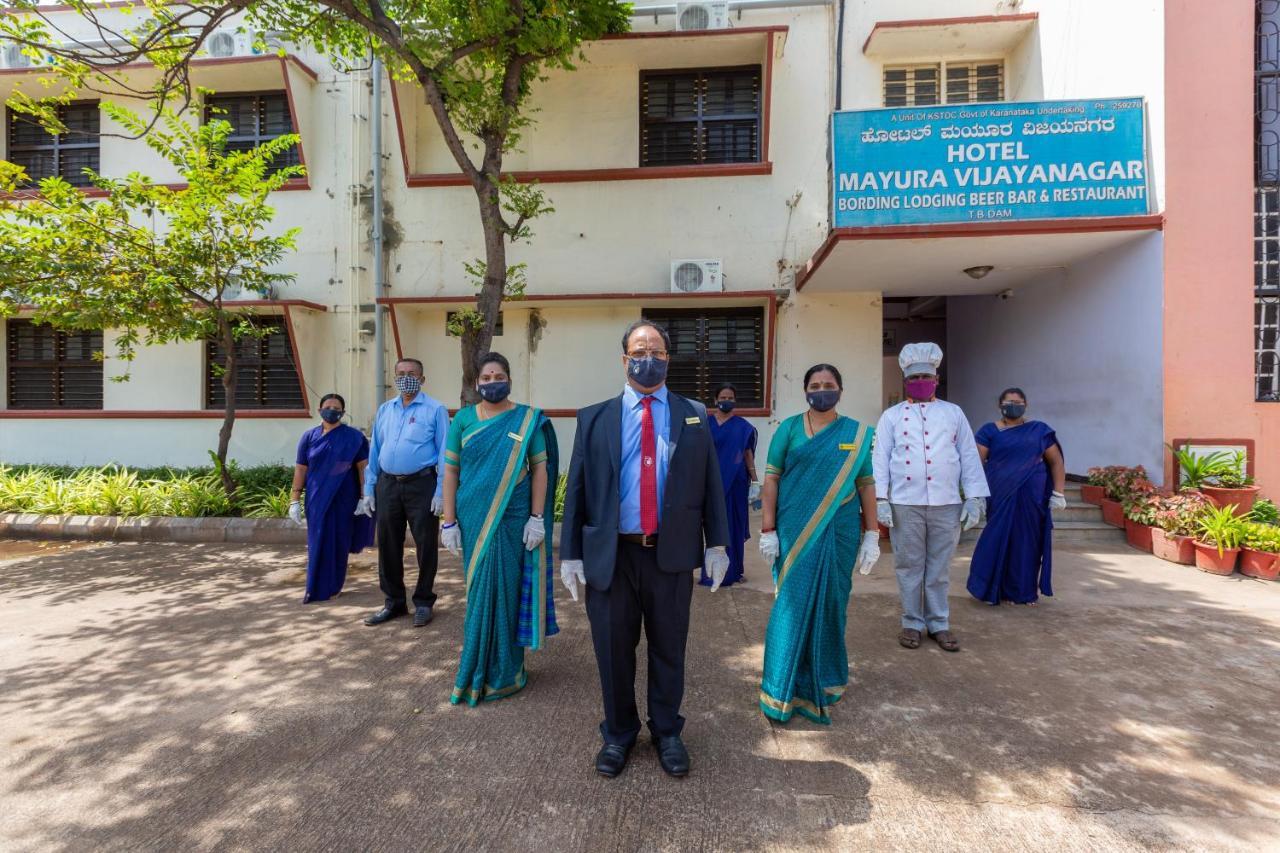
xmin=0 ymin=540 xmax=1277 ymax=851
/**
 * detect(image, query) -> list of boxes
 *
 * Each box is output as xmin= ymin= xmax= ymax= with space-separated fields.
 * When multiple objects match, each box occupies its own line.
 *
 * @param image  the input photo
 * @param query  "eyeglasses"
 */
xmin=627 ymin=349 xmax=669 ymax=360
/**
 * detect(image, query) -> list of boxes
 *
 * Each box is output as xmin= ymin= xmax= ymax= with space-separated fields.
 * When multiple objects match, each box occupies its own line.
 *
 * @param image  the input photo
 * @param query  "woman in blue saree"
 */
xmin=289 ymin=393 xmax=374 ymax=603
xmin=441 ymin=352 xmax=559 ymax=705
xmin=967 ymin=388 xmax=1067 ymax=606
xmin=702 ymin=382 xmax=758 ymax=588
xmin=757 ymin=365 xmax=881 ymax=725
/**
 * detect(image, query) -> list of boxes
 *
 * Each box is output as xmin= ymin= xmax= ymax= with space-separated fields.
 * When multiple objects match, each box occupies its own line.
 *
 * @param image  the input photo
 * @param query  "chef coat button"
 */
xmin=906 ymin=476 xmax=912 ymax=481
xmin=928 ymin=476 xmax=933 ymax=481
xmin=927 ymin=460 xmax=932 ymax=464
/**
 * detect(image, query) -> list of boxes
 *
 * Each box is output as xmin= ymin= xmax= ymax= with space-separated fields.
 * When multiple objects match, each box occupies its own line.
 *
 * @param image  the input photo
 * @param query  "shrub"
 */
xmin=1153 ymin=490 xmax=1212 ymax=537
xmin=1122 ymin=482 xmax=1165 ymax=526
xmin=1196 ymin=504 xmax=1246 ymax=556
xmin=1248 ymin=498 xmax=1279 ymax=526
xmin=1243 ymin=521 xmax=1280 ymax=553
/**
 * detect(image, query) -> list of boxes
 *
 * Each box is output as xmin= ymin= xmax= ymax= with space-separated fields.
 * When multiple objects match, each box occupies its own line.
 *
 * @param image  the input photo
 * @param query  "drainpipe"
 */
xmin=371 ymin=55 xmax=386 ymax=406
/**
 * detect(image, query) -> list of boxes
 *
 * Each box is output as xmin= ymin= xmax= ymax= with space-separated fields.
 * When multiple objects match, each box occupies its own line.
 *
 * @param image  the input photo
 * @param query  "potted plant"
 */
xmin=1248 ymin=498 xmax=1279 ymax=526
xmin=1240 ymin=522 xmax=1280 ymax=580
xmin=1101 ymin=466 xmax=1147 ymax=528
xmin=1193 ymin=504 xmax=1245 ymax=575
xmin=1200 ymin=452 xmax=1262 ymax=516
xmin=1152 ymin=490 xmax=1210 ymax=564
xmin=1169 ymin=446 xmax=1230 ymax=491
xmin=1121 ymin=482 xmax=1163 ymax=552
xmin=1082 ymin=467 xmax=1107 ymax=506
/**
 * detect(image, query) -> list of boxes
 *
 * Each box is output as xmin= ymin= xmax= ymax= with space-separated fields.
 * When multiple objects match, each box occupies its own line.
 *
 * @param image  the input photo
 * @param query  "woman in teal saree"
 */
xmin=757 ymin=364 xmax=881 ymax=724
xmin=441 ymin=352 xmax=559 ymax=705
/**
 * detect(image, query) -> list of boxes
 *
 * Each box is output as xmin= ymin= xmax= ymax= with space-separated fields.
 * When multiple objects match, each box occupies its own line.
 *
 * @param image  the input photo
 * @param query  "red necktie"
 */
xmin=640 ymin=396 xmax=658 ymax=535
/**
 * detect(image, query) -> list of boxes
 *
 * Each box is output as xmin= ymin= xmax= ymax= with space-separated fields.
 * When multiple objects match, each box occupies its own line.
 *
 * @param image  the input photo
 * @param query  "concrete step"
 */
xmin=961 ymin=519 xmax=1124 ymax=544
xmin=1054 ymin=502 xmax=1104 ymax=523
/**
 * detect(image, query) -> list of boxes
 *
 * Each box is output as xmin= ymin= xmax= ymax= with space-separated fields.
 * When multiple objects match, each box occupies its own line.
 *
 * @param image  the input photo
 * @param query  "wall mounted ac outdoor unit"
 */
xmin=671 ymin=259 xmax=723 ymax=294
xmin=206 ymin=29 xmax=258 ymax=59
xmin=675 ymin=1 xmax=730 ymax=32
xmin=1 ymin=42 xmax=51 ymax=69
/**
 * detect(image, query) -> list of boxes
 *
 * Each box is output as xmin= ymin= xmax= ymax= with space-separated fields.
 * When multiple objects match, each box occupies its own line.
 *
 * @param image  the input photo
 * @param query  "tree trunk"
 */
xmin=215 ymin=314 xmax=239 ymax=503
xmin=459 ymin=185 xmax=508 ymax=405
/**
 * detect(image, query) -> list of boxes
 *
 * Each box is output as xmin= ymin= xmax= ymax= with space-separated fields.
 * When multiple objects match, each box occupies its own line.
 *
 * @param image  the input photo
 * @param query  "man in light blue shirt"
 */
xmin=358 ymin=357 xmax=451 ymax=628
xmin=619 ymin=382 xmax=670 ymax=534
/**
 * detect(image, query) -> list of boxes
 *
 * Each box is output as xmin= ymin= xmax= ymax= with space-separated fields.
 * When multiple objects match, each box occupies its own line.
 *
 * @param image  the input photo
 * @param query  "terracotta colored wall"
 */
xmin=1164 ymin=1 xmax=1280 ymax=493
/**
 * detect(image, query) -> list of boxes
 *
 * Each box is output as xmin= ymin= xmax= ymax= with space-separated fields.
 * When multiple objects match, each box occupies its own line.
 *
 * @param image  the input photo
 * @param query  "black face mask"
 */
xmin=627 ymin=355 xmax=669 ymax=388
xmin=807 ymin=389 xmax=841 ymax=413
xmin=478 ymin=381 xmax=511 ymax=403
xmin=320 ymin=408 xmax=344 ymax=424
xmin=716 ymin=400 xmax=736 ymax=413
xmin=1001 ymin=403 xmax=1026 ymax=420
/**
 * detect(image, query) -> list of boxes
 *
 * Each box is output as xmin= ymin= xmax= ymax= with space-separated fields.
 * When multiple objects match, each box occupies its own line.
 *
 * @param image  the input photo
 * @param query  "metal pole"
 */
xmin=371 ymin=55 xmax=386 ymax=407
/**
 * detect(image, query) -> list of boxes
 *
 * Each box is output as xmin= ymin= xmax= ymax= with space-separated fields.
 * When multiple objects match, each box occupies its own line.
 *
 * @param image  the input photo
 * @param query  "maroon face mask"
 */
xmin=904 ymin=378 xmax=937 ymax=401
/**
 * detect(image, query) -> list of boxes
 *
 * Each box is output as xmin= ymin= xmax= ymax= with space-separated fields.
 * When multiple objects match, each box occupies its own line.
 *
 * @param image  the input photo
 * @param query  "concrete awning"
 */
xmin=794 ymin=215 xmax=1164 ymax=296
xmin=862 ymin=13 xmax=1038 ymax=60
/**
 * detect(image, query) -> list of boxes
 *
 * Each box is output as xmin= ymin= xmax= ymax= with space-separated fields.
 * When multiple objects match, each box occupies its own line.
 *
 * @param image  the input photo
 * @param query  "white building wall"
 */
xmin=946 ymin=233 xmax=1165 ymax=481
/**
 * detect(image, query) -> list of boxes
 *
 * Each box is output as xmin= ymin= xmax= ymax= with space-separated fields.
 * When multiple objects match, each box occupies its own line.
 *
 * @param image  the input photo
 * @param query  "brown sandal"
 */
xmin=929 ymin=630 xmax=960 ymax=652
xmin=898 ymin=628 xmax=921 ymax=649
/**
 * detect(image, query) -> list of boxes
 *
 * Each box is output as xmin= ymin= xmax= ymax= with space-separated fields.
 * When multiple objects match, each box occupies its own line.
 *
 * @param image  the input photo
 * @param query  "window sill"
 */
xmin=405 ymin=162 xmax=772 ymax=187
xmin=0 ymin=178 xmax=310 ymax=201
xmin=0 ymin=409 xmax=312 ymax=419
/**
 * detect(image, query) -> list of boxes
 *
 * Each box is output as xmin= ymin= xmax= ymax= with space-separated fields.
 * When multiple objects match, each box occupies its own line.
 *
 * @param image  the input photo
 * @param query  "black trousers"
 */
xmin=586 ymin=540 xmax=693 ymax=747
xmin=375 ymin=470 xmax=439 ymax=610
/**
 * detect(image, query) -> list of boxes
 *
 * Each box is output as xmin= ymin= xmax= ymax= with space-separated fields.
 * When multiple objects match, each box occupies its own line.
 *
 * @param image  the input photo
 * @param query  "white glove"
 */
xmin=288 ymin=500 xmax=304 ymax=525
xmin=441 ymin=523 xmax=462 ymax=555
xmin=523 ymin=516 xmax=546 ymax=550
xmin=1049 ymin=491 xmax=1067 ymax=511
xmin=560 ymin=559 xmax=586 ymax=602
xmin=431 ymin=494 xmax=444 ymax=516
xmin=747 ymin=482 xmax=762 ymax=503
xmin=876 ymin=499 xmax=893 ymax=528
xmin=759 ymin=531 xmax=780 ymax=561
xmin=855 ymin=532 xmax=880 ymax=575
xmin=354 ymin=495 xmax=375 ymax=517
xmin=705 ymin=546 xmax=730 ymax=592
xmin=960 ymin=497 xmax=985 ymax=531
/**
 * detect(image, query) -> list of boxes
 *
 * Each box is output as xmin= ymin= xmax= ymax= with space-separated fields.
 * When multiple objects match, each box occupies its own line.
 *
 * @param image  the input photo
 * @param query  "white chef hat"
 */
xmin=898 ymin=342 xmax=943 ymax=377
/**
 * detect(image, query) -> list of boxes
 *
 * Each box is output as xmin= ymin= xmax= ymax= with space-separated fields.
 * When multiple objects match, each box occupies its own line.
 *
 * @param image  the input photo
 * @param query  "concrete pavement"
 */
xmin=1 ymin=537 xmax=1278 ymax=852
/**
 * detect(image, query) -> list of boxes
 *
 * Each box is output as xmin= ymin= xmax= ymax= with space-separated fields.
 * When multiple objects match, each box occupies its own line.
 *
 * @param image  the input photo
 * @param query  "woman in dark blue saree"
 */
xmin=967 ymin=388 xmax=1067 ymax=606
xmin=703 ymin=382 xmax=758 ymax=587
xmin=289 ymin=393 xmax=374 ymax=603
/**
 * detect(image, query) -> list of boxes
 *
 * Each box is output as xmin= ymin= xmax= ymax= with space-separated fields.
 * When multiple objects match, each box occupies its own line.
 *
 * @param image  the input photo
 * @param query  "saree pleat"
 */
xmin=759 ymin=417 xmax=871 ymax=725
xmin=451 ymin=405 xmax=558 ymax=706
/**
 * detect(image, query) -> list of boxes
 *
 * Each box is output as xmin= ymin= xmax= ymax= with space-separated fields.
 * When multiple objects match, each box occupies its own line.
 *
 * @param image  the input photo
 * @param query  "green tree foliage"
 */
xmin=2 ymin=0 xmax=632 ymax=402
xmin=0 ymin=104 xmax=303 ymax=499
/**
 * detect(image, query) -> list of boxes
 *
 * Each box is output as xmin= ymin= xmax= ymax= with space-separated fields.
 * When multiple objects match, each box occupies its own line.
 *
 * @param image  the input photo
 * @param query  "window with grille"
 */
xmin=641 ymin=307 xmax=765 ymax=408
xmin=6 ymin=102 xmax=101 ymax=187
xmin=640 ymin=67 xmax=761 ymax=167
xmin=1258 ymin=1 xmax=1280 ymax=400
xmin=205 ymin=317 xmax=304 ymax=409
xmin=883 ymin=61 xmax=1004 ymax=107
xmin=204 ymin=92 xmax=300 ymax=172
xmin=5 ymin=319 xmax=103 ymax=409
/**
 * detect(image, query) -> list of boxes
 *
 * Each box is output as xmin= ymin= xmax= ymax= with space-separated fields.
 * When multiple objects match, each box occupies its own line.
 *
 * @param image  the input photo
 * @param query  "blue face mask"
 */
xmin=807 ymin=389 xmax=840 ymax=413
xmin=716 ymin=400 xmax=736 ymax=413
xmin=1001 ymin=403 xmax=1026 ymax=420
xmin=627 ymin=355 xmax=668 ymax=388
xmin=478 ymin=381 xmax=511 ymax=403
xmin=319 ymin=408 xmax=344 ymax=424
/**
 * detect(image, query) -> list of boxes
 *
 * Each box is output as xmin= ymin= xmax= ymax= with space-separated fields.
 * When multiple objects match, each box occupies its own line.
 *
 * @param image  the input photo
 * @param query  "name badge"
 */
xmin=508 ymin=432 xmax=523 ymax=441
xmin=839 ymin=443 xmax=859 ymax=451
xmin=685 ymin=416 xmax=701 ymax=425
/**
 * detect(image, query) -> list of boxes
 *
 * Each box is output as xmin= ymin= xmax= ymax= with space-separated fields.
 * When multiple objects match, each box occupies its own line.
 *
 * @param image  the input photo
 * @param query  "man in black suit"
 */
xmin=560 ymin=320 xmax=731 ymax=779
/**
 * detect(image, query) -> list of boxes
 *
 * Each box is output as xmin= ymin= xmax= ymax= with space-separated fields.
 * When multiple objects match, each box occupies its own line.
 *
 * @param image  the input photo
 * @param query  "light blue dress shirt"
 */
xmin=619 ymin=383 xmax=670 ymax=534
xmin=364 ymin=391 xmax=450 ymax=498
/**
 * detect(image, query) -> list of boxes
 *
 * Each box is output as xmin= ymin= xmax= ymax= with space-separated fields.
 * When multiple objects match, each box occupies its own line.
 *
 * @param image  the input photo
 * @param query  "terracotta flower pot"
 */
xmin=1100 ymin=499 xmax=1125 ymax=528
xmin=1192 ymin=541 xmax=1239 ymax=575
xmin=1200 ymin=485 xmax=1261 ymax=515
xmin=1080 ymin=484 xmax=1105 ymax=506
xmin=1240 ymin=548 xmax=1280 ymax=580
xmin=1124 ymin=519 xmax=1154 ymax=552
xmin=1151 ymin=528 xmax=1195 ymax=564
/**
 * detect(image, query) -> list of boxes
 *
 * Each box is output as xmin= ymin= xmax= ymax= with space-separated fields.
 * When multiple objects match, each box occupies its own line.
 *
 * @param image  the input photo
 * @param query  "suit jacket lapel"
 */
xmin=604 ymin=395 xmax=623 ymax=481
xmin=667 ymin=390 xmax=686 ymax=456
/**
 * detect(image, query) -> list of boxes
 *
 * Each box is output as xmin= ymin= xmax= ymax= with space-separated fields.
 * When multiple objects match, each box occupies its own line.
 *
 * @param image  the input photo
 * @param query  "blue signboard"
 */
xmin=831 ymin=98 xmax=1150 ymax=227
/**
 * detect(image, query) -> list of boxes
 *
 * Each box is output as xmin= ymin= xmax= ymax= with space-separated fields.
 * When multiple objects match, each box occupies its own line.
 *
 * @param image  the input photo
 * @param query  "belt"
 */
xmin=387 ymin=465 xmax=436 ymax=482
xmin=619 ymin=533 xmax=658 ymax=548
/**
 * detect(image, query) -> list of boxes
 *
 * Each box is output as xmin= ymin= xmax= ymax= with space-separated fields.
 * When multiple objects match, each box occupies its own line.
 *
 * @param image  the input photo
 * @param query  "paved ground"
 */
xmin=1 ymin=532 xmax=1278 ymax=853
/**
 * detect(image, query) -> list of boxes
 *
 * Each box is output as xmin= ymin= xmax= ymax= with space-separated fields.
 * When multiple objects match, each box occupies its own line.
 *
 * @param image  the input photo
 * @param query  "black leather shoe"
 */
xmin=363 ymin=606 xmax=406 ymax=626
xmin=594 ymin=744 xmax=632 ymax=778
xmin=653 ymin=736 xmax=690 ymax=777
xmin=413 ymin=605 xmax=433 ymax=627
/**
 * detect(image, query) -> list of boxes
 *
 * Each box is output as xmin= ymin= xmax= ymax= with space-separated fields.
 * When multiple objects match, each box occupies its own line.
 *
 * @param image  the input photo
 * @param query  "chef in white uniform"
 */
xmin=873 ymin=342 xmax=988 ymax=653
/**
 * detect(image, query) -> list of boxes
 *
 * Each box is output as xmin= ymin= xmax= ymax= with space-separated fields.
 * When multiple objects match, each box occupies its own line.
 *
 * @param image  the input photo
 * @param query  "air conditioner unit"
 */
xmin=205 ymin=29 xmax=259 ymax=59
xmin=1 ymin=42 xmax=52 ymax=69
xmin=670 ymin=259 xmax=723 ymax=294
xmin=675 ymin=1 xmax=730 ymax=32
